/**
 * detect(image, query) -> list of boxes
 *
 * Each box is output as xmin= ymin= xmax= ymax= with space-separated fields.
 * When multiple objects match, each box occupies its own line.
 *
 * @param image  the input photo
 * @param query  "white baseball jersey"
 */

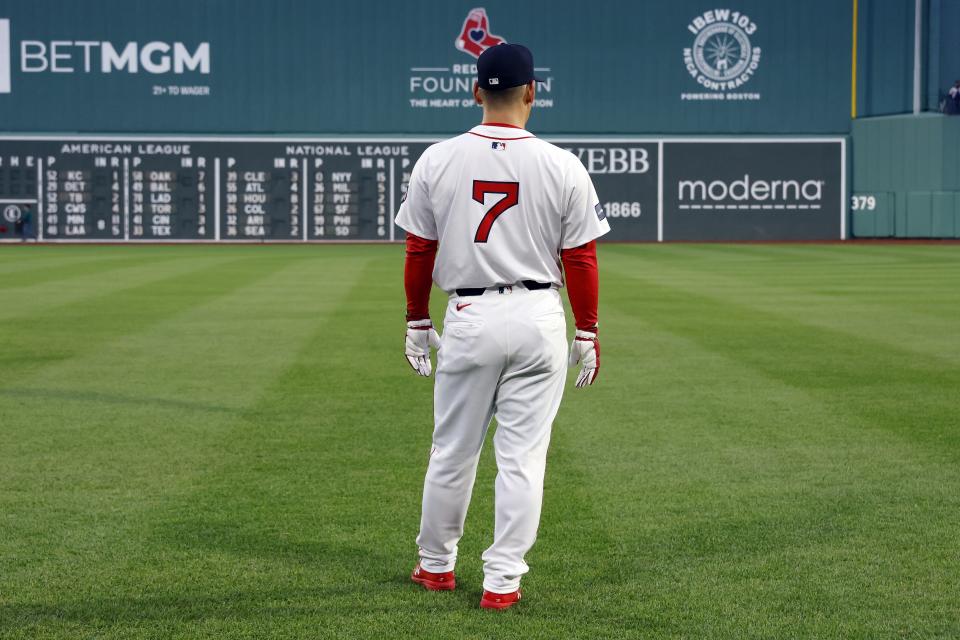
xmin=395 ymin=124 xmax=610 ymax=293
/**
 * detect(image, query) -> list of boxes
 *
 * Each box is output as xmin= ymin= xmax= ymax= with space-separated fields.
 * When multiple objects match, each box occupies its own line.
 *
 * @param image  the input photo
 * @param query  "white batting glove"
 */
xmin=405 ymin=319 xmax=441 ymax=377
xmin=568 ymin=328 xmax=600 ymax=388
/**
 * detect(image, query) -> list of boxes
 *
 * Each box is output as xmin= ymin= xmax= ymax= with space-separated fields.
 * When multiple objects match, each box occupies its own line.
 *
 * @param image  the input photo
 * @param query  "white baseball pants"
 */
xmin=416 ymin=286 xmax=568 ymax=594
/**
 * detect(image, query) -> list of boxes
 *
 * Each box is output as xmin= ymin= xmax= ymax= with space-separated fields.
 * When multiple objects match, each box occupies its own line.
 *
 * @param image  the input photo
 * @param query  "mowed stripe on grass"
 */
xmin=0 ymin=244 xmax=957 ymax=639
xmin=554 ymin=245 xmax=959 ymax=637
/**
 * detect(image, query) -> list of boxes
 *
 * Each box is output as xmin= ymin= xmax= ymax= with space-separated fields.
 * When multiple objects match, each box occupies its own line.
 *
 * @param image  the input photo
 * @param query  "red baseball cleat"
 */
xmin=410 ymin=563 xmax=456 ymax=591
xmin=480 ymin=589 xmax=521 ymax=610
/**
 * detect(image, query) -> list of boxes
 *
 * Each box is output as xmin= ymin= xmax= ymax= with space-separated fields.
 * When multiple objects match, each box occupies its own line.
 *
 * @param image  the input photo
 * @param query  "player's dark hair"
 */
xmin=479 ymin=84 xmax=527 ymax=107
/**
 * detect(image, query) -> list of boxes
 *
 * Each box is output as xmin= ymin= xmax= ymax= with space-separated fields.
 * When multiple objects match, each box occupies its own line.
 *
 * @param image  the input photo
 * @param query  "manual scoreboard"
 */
xmin=0 ymin=138 xmax=426 ymax=242
xmin=0 ymin=136 xmax=844 ymax=242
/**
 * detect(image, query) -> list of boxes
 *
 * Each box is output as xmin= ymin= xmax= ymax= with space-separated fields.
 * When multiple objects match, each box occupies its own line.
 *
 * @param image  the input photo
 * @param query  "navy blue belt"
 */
xmin=456 ymin=280 xmax=552 ymax=297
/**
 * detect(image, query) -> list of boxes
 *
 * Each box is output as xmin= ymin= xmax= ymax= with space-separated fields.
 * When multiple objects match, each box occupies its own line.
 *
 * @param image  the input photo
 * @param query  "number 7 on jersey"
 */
xmin=472 ymin=180 xmax=519 ymax=243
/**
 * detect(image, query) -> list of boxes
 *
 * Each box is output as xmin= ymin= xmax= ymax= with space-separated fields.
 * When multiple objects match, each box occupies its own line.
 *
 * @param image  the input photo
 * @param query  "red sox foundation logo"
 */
xmin=454 ymin=8 xmax=504 ymax=59
xmin=407 ymin=8 xmax=553 ymax=110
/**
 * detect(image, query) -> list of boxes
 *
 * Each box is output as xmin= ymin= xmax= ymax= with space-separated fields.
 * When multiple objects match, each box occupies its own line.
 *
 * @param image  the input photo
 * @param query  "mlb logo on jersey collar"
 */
xmin=491 ymin=141 xmax=507 ymax=151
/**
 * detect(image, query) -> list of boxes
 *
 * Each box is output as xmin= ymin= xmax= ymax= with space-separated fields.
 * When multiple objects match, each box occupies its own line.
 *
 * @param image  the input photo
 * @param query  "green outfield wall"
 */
xmin=856 ymin=0 xmax=916 ymax=117
xmin=856 ymin=0 xmax=959 ymax=117
xmin=926 ymin=0 xmax=960 ymax=112
xmin=851 ymin=114 xmax=960 ymax=238
xmin=2 ymin=1 xmax=953 ymax=132
xmin=2 ymin=1 xmax=958 ymax=240
xmin=0 ymin=0 xmax=855 ymax=134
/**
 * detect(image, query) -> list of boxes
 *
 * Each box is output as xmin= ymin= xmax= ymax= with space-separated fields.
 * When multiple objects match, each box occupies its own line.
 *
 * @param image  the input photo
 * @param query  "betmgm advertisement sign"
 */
xmin=0 ymin=17 xmax=209 ymax=95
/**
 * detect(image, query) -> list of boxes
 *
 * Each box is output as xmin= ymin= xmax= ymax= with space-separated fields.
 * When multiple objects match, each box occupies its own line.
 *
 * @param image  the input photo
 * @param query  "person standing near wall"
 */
xmin=20 ymin=205 xmax=34 ymax=242
xmin=948 ymin=80 xmax=960 ymax=114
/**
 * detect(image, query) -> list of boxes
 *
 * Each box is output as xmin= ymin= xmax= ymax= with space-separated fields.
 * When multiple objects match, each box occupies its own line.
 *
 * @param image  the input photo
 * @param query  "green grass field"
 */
xmin=1 ymin=244 xmax=958 ymax=639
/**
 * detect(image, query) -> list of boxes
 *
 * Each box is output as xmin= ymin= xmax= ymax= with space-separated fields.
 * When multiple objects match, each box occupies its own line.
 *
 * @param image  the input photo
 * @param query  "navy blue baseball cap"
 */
xmin=477 ymin=43 xmax=543 ymax=91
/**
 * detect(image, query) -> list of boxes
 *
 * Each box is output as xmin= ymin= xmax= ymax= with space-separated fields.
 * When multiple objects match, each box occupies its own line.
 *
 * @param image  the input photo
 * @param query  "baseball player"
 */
xmin=397 ymin=43 xmax=609 ymax=610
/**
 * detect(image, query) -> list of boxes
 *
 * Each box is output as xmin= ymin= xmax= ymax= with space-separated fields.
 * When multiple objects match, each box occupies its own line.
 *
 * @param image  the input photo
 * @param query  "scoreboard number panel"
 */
xmin=46 ymin=163 xmax=122 ymax=239
xmin=0 ymin=137 xmax=432 ymax=242
xmin=130 ymin=159 xmax=213 ymax=240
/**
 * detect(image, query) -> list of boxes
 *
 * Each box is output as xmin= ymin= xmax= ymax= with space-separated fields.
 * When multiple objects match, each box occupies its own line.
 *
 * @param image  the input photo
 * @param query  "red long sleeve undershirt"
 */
xmin=404 ymin=233 xmax=599 ymax=331
xmin=404 ymin=233 xmax=438 ymax=321
xmin=560 ymin=240 xmax=599 ymax=331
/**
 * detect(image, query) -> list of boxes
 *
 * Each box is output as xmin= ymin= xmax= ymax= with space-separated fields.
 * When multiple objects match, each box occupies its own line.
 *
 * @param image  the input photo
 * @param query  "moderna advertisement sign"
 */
xmin=662 ymin=140 xmax=845 ymax=241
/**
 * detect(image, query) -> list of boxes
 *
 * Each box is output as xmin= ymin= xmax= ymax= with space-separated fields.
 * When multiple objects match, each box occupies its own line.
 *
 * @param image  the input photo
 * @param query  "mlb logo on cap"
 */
xmin=477 ymin=43 xmax=543 ymax=91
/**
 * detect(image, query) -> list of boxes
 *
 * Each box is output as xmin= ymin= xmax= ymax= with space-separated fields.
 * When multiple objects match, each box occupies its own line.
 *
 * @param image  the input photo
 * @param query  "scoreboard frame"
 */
xmin=0 ymin=135 xmax=847 ymax=243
